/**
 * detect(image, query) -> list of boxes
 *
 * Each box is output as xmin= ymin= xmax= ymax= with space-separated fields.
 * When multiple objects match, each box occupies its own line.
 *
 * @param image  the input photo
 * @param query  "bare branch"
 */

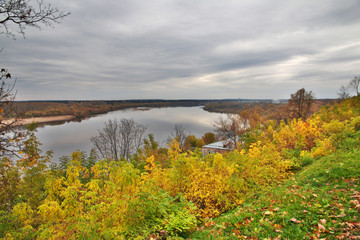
xmin=213 ymin=114 xmax=247 ymax=147
xmin=338 ymin=85 xmax=350 ymax=100
xmin=91 ymin=119 xmax=147 ymax=162
xmin=0 ymin=0 xmax=70 ymax=38
xmin=0 ymin=68 xmax=26 ymax=157
xmin=169 ymin=124 xmax=188 ymax=150
xmin=349 ymin=76 xmax=360 ymax=96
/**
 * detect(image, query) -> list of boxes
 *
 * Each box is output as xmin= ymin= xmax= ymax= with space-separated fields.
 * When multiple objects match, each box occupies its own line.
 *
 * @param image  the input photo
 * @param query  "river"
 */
xmin=35 ymin=106 xmax=225 ymax=162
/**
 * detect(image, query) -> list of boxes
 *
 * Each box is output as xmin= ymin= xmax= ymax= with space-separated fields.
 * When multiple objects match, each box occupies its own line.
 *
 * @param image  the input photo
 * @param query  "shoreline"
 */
xmin=9 ymin=115 xmax=76 ymax=126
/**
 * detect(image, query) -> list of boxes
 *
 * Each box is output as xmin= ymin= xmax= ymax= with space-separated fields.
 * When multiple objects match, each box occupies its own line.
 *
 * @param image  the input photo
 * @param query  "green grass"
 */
xmin=189 ymin=132 xmax=360 ymax=239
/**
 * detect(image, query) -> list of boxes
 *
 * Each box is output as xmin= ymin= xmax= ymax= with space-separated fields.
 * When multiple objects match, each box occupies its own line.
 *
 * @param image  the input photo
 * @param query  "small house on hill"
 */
xmin=202 ymin=140 xmax=235 ymax=156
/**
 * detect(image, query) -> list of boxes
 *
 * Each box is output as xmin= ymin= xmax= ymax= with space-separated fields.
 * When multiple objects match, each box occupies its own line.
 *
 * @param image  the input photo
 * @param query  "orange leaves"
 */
xmin=144 ymin=155 xmax=156 ymax=172
xmin=204 ymin=220 xmax=216 ymax=228
xmin=231 ymin=218 xmax=254 ymax=238
xmin=273 ymin=118 xmax=322 ymax=153
xmin=234 ymin=217 xmax=253 ymax=229
xmin=4 ymin=161 xmax=12 ymax=168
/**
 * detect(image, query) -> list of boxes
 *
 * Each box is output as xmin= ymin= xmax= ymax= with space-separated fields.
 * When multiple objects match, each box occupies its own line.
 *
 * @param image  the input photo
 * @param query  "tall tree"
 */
xmin=349 ymin=76 xmax=360 ymax=96
xmin=0 ymin=0 xmax=69 ymax=156
xmin=91 ymin=119 xmax=147 ymax=162
xmin=0 ymin=0 xmax=69 ymax=38
xmin=213 ymin=114 xmax=248 ymax=147
xmin=118 ymin=119 xmax=147 ymax=160
xmin=169 ymin=124 xmax=188 ymax=150
xmin=288 ymin=88 xmax=316 ymax=120
xmin=202 ymin=132 xmax=216 ymax=145
xmin=0 ymin=69 xmax=24 ymax=157
xmin=338 ymin=85 xmax=350 ymax=100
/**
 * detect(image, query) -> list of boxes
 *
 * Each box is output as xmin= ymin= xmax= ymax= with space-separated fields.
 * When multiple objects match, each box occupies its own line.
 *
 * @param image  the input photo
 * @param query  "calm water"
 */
xmin=35 ymin=106 xmax=225 ymax=162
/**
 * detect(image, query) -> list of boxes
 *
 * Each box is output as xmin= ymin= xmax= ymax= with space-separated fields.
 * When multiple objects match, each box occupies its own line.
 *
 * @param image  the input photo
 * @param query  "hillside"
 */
xmin=190 ymin=130 xmax=360 ymax=239
xmin=0 ymin=96 xmax=359 ymax=239
xmin=203 ymin=99 xmax=337 ymax=122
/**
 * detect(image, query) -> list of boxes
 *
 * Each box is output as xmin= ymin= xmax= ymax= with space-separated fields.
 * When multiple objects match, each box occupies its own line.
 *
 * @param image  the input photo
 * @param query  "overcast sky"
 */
xmin=1 ymin=0 xmax=360 ymax=100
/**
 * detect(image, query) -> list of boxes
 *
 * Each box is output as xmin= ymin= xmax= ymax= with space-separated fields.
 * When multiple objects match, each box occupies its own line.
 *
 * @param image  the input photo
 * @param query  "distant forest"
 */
xmin=12 ymin=98 xmax=337 ymax=122
xmin=12 ymin=99 xmax=212 ymax=119
xmin=203 ymin=99 xmax=337 ymax=121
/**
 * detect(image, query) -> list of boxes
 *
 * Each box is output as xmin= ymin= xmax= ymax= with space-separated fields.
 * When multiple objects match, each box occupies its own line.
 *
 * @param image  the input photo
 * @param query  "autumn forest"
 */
xmin=1 ymin=0 xmax=360 ymax=239
xmin=1 ymin=76 xmax=360 ymax=239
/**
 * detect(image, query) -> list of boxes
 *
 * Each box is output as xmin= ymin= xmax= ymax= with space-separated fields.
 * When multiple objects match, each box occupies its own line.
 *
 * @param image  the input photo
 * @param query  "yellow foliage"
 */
xmin=5 ymin=96 xmax=360 ymax=238
xmin=242 ymin=141 xmax=292 ymax=186
xmin=168 ymin=139 xmax=181 ymax=163
xmin=38 ymin=200 xmax=62 ymax=222
xmin=322 ymin=119 xmax=346 ymax=136
xmin=272 ymin=118 xmax=323 ymax=154
xmin=145 ymin=152 xmax=246 ymax=218
xmin=310 ymin=138 xmax=334 ymax=158
xmin=13 ymin=202 xmax=35 ymax=226
xmin=144 ymin=155 xmax=156 ymax=172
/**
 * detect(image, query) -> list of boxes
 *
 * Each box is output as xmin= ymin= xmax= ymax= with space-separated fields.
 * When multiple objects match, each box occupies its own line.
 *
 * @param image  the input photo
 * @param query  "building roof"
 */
xmin=202 ymin=140 xmax=234 ymax=150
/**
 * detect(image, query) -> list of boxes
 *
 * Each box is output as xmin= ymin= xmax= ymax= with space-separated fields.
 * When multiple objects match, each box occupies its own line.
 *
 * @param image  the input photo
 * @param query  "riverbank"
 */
xmin=13 ymin=99 xmax=213 ymax=120
xmin=10 ymin=115 xmax=76 ymax=126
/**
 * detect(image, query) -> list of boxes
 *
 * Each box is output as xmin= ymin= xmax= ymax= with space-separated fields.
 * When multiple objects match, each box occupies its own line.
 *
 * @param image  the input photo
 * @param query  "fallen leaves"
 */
xmin=336 ymin=212 xmax=346 ymax=218
xmin=317 ymin=219 xmax=326 ymax=232
xmin=290 ymin=218 xmax=301 ymax=224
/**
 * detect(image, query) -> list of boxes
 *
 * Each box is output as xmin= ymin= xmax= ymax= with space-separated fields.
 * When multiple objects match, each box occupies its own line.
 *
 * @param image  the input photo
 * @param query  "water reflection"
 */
xmin=35 ymin=106 xmax=224 ymax=162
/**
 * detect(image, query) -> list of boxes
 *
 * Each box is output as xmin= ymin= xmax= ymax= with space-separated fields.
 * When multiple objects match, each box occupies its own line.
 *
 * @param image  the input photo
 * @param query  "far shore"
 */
xmin=7 ymin=115 xmax=76 ymax=126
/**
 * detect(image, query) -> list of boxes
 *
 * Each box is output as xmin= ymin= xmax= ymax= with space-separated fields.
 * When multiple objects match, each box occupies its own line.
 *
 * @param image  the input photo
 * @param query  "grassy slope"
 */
xmin=189 ymin=130 xmax=360 ymax=239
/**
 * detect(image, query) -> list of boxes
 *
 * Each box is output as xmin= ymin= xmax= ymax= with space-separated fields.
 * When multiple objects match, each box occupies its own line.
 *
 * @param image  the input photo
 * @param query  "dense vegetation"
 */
xmin=203 ymin=99 xmax=337 ymax=122
xmin=0 ymin=96 xmax=359 ymax=239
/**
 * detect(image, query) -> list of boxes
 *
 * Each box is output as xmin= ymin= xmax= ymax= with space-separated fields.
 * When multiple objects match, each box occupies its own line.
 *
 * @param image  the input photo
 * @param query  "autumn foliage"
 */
xmin=1 ymin=96 xmax=359 ymax=239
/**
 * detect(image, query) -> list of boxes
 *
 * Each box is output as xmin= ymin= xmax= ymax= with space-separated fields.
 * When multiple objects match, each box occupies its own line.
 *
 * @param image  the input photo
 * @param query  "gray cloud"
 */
xmin=1 ymin=0 xmax=360 ymax=100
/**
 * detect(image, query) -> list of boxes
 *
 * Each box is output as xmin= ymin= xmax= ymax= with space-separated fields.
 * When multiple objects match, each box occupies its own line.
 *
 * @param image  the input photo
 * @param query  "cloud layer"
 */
xmin=1 ymin=0 xmax=360 ymax=100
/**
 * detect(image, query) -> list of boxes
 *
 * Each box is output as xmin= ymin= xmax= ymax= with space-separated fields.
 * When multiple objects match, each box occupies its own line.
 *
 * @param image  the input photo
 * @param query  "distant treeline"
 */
xmin=11 ymin=98 xmax=336 ymax=122
xmin=12 ymin=100 xmax=213 ymax=119
xmin=203 ymin=99 xmax=337 ymax=121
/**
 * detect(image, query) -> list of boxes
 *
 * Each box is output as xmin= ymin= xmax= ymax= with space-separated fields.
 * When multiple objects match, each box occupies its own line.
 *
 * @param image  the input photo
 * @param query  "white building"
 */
xmin=202 ymin=140 xmax=235 ymax=156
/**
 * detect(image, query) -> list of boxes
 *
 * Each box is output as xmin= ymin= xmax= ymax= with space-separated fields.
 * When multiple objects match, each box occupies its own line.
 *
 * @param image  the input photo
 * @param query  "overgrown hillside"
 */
xmin=0 ymin=96 xmax=359 ymax=239
xmin=203 ymin=99 xmax=337 ymax=122
xmin=190 ymin=129 xmax=360 ymax=239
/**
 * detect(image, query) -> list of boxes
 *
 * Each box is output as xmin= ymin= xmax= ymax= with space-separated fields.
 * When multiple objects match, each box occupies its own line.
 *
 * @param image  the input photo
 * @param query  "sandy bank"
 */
xmin=8 ymin=115 xmax=76 ymax=126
